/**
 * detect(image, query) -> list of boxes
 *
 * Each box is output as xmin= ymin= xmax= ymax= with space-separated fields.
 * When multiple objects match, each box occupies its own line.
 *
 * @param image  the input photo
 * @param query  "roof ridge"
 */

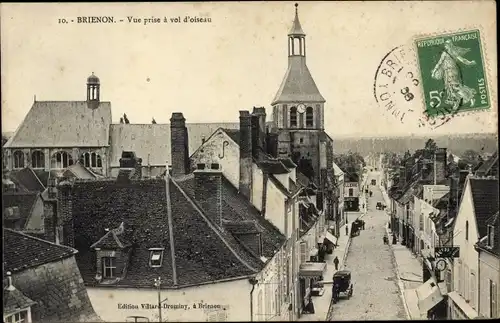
xmin=170 ymin=177 xmax=260 ymax=273
xmin=4 ymin=228 xmax=78 ymax=255
xmin=22 ymin=193 xmax=41 ymax=231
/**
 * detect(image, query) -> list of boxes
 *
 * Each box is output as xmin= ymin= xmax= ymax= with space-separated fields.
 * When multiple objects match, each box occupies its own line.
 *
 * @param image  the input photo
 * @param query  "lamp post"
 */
xmin=154 ymin=277 xmax=162 ymax=322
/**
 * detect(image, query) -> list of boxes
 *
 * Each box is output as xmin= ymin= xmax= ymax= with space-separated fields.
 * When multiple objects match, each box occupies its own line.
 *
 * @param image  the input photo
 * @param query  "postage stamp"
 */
xmin=414 ymin=29 xmax=490 ymax=119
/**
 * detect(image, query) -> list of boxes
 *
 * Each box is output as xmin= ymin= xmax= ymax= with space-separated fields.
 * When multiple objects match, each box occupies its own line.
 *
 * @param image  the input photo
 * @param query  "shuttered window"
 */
xmin=470 ymin=271 xmax=475 ymax=308
xmin=300 ymin=241 xmax=307 ymax=264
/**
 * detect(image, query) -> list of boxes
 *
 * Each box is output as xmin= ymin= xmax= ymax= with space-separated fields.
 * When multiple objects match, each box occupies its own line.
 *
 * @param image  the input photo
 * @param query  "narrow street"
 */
xmin=328 ymin=171 xmax=407 ymax=320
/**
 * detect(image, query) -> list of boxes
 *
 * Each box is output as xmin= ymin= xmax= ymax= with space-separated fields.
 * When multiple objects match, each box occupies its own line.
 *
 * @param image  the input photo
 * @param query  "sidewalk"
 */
xmin=380 ymin=185 xmax=425 ymax=320
xmin=298 ymin=222 xmax=353 ymax=321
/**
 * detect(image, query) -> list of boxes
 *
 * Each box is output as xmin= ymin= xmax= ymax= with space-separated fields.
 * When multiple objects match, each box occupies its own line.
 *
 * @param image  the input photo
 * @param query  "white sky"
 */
xmin=1 ymin=1 xmax=497 ymax=137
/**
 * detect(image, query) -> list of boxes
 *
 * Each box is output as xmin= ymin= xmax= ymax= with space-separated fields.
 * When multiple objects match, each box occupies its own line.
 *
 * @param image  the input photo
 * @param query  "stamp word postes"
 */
xmin=415 ymin=30 xmax=490 ymax=119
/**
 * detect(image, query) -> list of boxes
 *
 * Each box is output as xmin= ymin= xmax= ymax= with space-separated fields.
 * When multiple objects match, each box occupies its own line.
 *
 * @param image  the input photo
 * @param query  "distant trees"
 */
xmin=425 ymin=139 xmax=438 ymax=152
xmin=382 ymin=152 xmax=403 ymax=169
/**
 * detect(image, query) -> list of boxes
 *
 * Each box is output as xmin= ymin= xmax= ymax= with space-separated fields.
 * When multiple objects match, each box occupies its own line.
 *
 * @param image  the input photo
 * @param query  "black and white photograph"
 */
xmin=1 ymin=1 xmax=498 ymax=322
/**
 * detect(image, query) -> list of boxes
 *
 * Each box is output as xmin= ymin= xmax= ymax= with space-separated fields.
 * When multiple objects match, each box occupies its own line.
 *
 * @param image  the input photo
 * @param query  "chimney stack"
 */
xmin=252 ymin=107 xmax=267 ymax=153
xmin=170 ymin=113 xmax=189 ymax=177
xmin=239 ymin=111 xmax=253 ymax=200
xmin=194 ymin=163 xmax=223 ymax=226
xmin=118 ymin=151 xmax=142 ymax=180
xmin=434 ymin=148 xmax=447 ymax=183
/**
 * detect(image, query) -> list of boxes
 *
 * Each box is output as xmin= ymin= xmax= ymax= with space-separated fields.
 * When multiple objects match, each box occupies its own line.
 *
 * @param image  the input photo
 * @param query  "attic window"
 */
xmin=149 ymin=248 xmax=164 ymax=268
xmin=487 ymin=225 xmax=494 ymax=248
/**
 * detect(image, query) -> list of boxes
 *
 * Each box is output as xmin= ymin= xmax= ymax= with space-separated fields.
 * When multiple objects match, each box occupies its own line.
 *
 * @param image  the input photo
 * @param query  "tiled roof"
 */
xmin=432 ymin=192 xmax=449 ymax=210
xmin=332 ymin=161 xmax=344 ymax=176
xmin=296 ymin=171 xmax=313 ymax=188
xmin=63 ymin=163 xmax=99 ymax=179
xmin=469 ymin=178 xmax=499 ymax=237
xmin=4 ymin=101 xmax=112 ymax=148
xmin=475 ymin=150 xmax=498 ymax=177
xmin=223 ymin=128 xmax=240 ymax=145
xmin=259 ymin=160 xmax=290 ymax=174
xmin=3 ymin=229 xmax=77 ymax=273
xmin=272 ymin=55 xmax=325 ymax=104
xmin=223 ymin=220 xmax=261 ymax=234
xmin=70 ymin=177 xmax=264 ymax=288
xmin=2 ymin=192 xmax=39 ymax=229
xmin=3 ymin=285 xmax=36 ymax=315
xmin=176 ymin=174 xmax=286 ymax=260
xmin=109 ymin=123 xmax=239 ymax=166
xmin=279 ymin=158 xmax=297 ymax=169
xmin=344 ymin=171 xmax=359 ymax=183
xmin=9 ymin=168 xmax=46 ymax=192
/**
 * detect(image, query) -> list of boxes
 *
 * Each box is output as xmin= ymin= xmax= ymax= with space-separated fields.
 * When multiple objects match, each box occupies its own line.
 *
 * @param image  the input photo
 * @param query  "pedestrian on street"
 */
xmin=362 ymin=221 xmax=365 ymax=230
xmin=333 ymin=256 xmax=340 ymax=270
xmin=345 ymin=225 xmax=349 ymax=236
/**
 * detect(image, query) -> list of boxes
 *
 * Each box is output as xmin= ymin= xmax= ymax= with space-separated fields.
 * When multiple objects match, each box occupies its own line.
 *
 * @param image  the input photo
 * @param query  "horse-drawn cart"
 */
xmin=331 ymin=270 xmax=353 ymax=303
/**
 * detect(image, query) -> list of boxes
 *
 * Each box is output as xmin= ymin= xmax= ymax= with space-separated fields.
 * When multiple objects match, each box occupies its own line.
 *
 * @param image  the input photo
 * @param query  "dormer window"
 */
xmin=487 ymin=225 xmax=494 ymax=248
xmin=149 ymin=248 xmax=164 ymax=268
xmin=102 ymin=257 xmax=116 ymax=278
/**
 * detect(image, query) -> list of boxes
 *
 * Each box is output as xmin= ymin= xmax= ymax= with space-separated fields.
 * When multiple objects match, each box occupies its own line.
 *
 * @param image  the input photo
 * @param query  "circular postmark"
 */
xmin=373 ymin=46 xmax=456 ymax=129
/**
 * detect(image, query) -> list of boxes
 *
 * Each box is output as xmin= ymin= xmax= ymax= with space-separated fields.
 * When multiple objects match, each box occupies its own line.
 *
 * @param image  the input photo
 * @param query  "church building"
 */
xmin=269 ymin=4 xmax=338 ymax=226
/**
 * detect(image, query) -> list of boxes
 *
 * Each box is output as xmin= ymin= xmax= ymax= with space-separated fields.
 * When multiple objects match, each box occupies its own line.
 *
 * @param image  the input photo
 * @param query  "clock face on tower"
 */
xmin=297 ymin=103 xmax=306 ymax=114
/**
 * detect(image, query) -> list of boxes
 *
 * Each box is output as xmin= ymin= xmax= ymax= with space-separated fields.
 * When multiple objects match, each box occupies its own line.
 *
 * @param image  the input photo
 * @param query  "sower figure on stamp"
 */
xmin=333 ymin=256 xmax=340 ymax=270
xmin=431 ymin=39 xmax=477 ymax=112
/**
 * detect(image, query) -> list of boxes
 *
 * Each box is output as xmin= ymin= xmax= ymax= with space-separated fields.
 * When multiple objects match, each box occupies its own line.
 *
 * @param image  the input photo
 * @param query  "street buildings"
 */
xmin=2 ymin=4 xmax=348 ymax=322
xmin=386 ymin=148 xmax=499 ymax=320
xmin=343 ymin=172 xmax=360 ymax=212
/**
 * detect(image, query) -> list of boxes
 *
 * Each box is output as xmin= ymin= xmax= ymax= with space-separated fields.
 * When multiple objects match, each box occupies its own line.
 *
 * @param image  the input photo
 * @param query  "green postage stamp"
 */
xmin=415 ymin=30 xmax=490 ymax=118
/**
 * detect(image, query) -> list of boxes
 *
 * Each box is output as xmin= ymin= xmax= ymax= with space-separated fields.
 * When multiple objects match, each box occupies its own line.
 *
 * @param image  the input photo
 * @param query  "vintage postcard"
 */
xmin=1 ymin=1 xmax=498 ymax=322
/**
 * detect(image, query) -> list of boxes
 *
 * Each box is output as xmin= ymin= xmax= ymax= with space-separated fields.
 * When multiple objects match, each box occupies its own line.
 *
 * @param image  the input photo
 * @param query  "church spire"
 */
xmin=288 ymin=3 xmax=305 ymax=36
xmin=287 ymin=3 xmax=306 ymax=57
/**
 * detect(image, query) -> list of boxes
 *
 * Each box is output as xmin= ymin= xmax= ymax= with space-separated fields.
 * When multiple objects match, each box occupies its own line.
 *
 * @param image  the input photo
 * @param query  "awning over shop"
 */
xmin=323 ymin=232 xmax=338 ymax=245
xmin=299 ymin=262 xmax=326 ymax=279
xmin=416 ymin=277 xmax=444 ymax=316
xmin=448 ymin=291 xmax=479 ymax=319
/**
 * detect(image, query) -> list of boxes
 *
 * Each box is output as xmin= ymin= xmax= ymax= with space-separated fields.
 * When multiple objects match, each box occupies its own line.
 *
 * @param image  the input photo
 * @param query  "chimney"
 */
xmin=251 ymin=114 xmax=260 ymax=160
xmin=170 ymin=113 xmax=189 ymax=177
xmin=239 ymin=111 xmax=253 ymax=200
xmin=266 ymin=129 xmax=279 ymax=158
xmin=434 ymin=148 xmax=447 ymax=183
xmin=57 ymin=179 xmax=74 ymax=247
xmin=118 ymin=151 xmax=142 ymax=181
xmin=252 ymin=107 xmax=267 ymax=153
xmin=194 ymin=163 xmax=223 ymax=227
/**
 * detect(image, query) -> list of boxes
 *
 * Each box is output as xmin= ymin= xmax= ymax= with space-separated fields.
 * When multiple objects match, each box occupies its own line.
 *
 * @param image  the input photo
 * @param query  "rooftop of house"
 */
xmin=63 ymin=162 xmax=101 ymax=179
xmin=3 ymin=274 xmax=37 ymax=316
xmin=5 ymin=167 xmax=46 ymax=192
xmin=469 ymin=177 xmax=499 ymax=238
xmin=4 ymin=101 xmax=112 ymax=148
xmin=108 ymin=123 xmax=239 ymax=167
xmin=69 ymin=174 xmax=280 ymax=289
xmin=3 ymin=229 xmax=78 ymax=274
xmin=2 ymin=192 xmax=39 ymax=230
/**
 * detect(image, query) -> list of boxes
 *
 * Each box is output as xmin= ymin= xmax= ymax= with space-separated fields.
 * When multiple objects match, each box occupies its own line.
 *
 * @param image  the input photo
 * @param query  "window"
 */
xmin=470 ymin=271 xmax=475 ymax=308
xmin=149 ymin=249 xmax=164 ymax=268
xmin=465 ymin=221 xmax=469 ymax=241
xmin=487 ymin=225 xmax=495 ymax=248
xmin=102 ymin=257 xmax=116 ymax=278
xmin=274 ymin=288 xmax=280 ymax=316
xmin=490 ymin=280 xmax=497 ymax=318
xmin=5 ymin=310 xmax=28 ymax=323
xmin=51 ymin=151 xmax=73 ymax=169
xmin=31 ymin=150 xmax=45 ymax=168
xmin=348 ymin=188 xmax=353 ymax=197
xmin=306 ymin=106 xmax=313 ymax=127
xmin=290 ymin=107 xmax=297 ymax=127
xmin=13 ymin=150 xmax=24 ymax=169
xmin=79 ymin=152 xmax=102 ymax=168
xmin=285 ymin=258 xmax=290 ymax=301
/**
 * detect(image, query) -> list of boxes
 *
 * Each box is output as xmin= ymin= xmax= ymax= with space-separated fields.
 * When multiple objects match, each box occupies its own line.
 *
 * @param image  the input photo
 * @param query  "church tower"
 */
xmin=87 ymin=72 xmax=100 ymax=110
xmin=271 ymin=3 xmax=326 ymax=181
